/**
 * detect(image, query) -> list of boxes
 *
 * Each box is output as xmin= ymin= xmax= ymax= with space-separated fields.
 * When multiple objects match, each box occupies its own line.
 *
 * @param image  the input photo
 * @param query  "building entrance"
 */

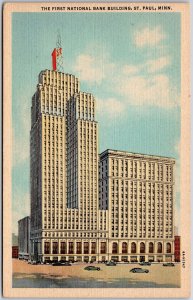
xmin=165 ymin=255 xmax=172 ymax=262
xmin=84 ymin=256 xmax=89 ymax=262
xmin=111 ymin=256 xmax=119 ymax=262
xmin=140 ymin=256 xmax=145 ymax=262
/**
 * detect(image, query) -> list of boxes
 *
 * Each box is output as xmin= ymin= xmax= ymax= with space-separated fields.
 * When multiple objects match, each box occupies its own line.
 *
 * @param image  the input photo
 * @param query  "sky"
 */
xmin=12 ymin=12 xmax=181 ymax=234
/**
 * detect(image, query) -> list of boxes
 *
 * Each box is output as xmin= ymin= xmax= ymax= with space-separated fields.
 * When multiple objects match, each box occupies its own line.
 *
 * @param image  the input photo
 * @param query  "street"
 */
xmin=12 ymin=259 xmax=181 ymax=288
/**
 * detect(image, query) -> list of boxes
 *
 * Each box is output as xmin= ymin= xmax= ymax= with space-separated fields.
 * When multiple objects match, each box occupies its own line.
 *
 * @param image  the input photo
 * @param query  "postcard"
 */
xmin=3 ymin=2 xmax=190 ymax=298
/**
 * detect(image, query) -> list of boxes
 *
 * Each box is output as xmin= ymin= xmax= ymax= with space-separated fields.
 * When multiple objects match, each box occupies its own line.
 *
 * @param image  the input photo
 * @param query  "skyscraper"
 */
xmin=30 ymin=43 xmax=105 ymax=262
xmin=30 ymin=69 xmax=79 ymax=260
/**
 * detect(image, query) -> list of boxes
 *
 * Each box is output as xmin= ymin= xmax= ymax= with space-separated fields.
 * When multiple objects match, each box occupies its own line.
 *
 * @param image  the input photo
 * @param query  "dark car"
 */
xmin=139 ymin=262 xmax=151 ymax=266
xmin=84 ymin=266 xmax=100 ymax=271
xmin=52 ymin=261 xmax=62 ymax=266
xmin=52 ymin=261 xmax=72 ymax=266
xmin=59 ymin=260 xmax=66 ymax=263
xmin=105 ymin=261 xmax=116 ymax=266
xmin=163 ymin=263 xmax=175 ymax=267
xmin=130 ymin=268 xmax=149 ymax=273
xmin=44 ymin=260 xmax=53 ymax=265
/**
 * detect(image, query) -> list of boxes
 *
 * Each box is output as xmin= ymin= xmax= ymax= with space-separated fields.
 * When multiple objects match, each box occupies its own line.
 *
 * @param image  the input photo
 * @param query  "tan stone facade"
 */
xmin=30 ymin=70 xmax=175 ymax=263
xmin=99 ymin=150 xmax=175 ymax=262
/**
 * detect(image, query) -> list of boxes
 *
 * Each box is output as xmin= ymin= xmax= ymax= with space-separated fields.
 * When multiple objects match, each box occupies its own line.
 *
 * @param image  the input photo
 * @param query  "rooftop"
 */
xmin=99 ymin=149 xmax=175 ymax=162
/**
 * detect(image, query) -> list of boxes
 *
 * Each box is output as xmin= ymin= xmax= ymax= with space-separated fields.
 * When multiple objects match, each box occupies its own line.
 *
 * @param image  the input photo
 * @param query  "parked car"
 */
xmin=163 ymin=262 xmax=175 ymax=267
xmin=105 ymin=261 xmax=116 ymax=266
xmin=52 ymin=261 xmax=72 ymax=266
xmin=44 ymin=260 xmax=53 ymax=265
xmin=139 ymin=262 xmax=151 ymax=266
xmin=130 ymin=268 xmax=149 ymax=273
xmin=52 ymin=261 xmax=62 ymax=266
xmin=84 ymin=266 xmax=100 ymax=271
xmin=62 ymin=261 xmax=72 ymax=266
xmin=59 ymin=260 xmax=65 ymax=263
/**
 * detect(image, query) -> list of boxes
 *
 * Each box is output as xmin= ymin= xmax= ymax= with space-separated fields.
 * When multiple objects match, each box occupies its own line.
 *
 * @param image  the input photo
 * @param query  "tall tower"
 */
xmin=30 ymin=36 xmax=80 ymax=259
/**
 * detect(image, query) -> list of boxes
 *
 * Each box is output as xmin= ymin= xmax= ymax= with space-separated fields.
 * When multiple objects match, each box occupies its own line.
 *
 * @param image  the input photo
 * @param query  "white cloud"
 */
xmin=112 ymin=53 xmax=176 ymax=109
xmin=134 ymin=26 xmax=166 ymax=48
xmin=122 ymin=65 xmax=140 ymax=75
xmin=97 ymin=97 xmax=125 ymax=119
xmin=73 ymin=44 xmax=115 ymax=85
xmin=114 ymin=71 xmax=179 ymax=108
xmin=146 ymin=56 xmax=171 ymax=73
xmin=121 ymin=56 xmax=170 ymax=77
xmin=74 ymin=54 xmax=105 ymax=84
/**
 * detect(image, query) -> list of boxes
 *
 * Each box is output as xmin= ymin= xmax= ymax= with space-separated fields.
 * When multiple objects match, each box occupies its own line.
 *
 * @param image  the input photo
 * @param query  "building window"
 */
xmin=166 ymin=242 xmax=171 ymax=253
xmin=101 ymin=242 xmax=106 ymax=254
xmin=60 ymin=242 xmax=66 ymax=254
xmin=140 ymin=242 xmax=145 ymax=253
xmin=131 ymin=242 xmax=136 ymax=254
xmin=122 ymin=242 xmax=127 ymax=254
xmin=157 ymin=242 xmax=162 ymax=253
xmin=52 ymin=242 xmax=58 ymax=254
xmin=44 ymin=242 xmax=50 ymax=254
xmin=84 ymin=242 xmax=89 ymax=254
xmin=91 ymin=242 xmax=96 ymax=254
xmin=76 ymin=242 xmax=82 ymax=254
xmin=149 ymin=242 xmax=154 ymax=253
xmin=69 ymin=242 xmax=74 ymax=254
xmin=112 ymin=242 xmax=118 ymax=254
